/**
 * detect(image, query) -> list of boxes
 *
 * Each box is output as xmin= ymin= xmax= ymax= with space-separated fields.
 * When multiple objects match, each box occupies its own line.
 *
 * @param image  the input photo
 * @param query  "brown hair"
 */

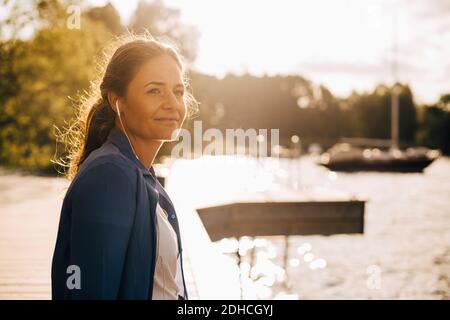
xmin=55 ymin=33 xmax=198 ymax=179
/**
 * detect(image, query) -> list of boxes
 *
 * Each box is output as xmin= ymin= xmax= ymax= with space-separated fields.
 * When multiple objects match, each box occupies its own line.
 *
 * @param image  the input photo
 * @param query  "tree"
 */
xmin=85 ymin=2 xmax=124 ymax=35
xmin=349 ymin=84 xmax=417 ymax=143
xmin=416 ymin=94 xmax=450 ymax=154
xmin=0 ymin=0 xmax=111 ymax=171
xmin=128 ymin=0 xmax=199 ymax=63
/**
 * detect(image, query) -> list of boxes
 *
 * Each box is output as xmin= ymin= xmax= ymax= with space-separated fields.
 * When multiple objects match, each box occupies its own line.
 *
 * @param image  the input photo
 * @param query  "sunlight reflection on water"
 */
xmin=170 ymin=155 xmax=450 ymax=299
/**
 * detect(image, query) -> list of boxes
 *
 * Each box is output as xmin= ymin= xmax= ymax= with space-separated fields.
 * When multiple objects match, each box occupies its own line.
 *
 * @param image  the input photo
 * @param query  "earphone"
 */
xmin=115 ymin=100 xmax=140 ymax=161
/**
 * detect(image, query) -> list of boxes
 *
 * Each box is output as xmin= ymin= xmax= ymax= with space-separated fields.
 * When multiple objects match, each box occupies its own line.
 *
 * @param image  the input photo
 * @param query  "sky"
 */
xmin=10 ymin=0 xmax=450 ymax=104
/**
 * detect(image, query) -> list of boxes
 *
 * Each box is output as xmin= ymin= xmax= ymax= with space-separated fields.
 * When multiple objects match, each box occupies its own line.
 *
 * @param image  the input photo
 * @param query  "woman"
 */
xmin=51 ymin=34 xmax=198 ymax=299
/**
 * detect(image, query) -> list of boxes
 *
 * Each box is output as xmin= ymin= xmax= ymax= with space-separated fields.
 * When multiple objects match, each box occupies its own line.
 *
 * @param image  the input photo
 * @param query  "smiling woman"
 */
xmin=110 ymin=54 xmax=188 ymax=166
xmin=51 ymin=33 xmax=199 ymax=300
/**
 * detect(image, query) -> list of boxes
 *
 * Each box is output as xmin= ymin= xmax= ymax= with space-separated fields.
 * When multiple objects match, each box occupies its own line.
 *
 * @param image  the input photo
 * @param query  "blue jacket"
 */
xmin=51 ymin=127 xmax=189 ymax=299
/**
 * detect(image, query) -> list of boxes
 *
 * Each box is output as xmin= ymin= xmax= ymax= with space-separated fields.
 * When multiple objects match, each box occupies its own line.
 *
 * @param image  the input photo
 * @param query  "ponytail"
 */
xmin=78 ymin=96 xmax=115 ymax=169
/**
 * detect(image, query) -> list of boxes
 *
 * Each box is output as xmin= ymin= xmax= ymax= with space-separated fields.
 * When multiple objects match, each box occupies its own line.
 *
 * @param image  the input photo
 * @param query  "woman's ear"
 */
xmin=107 ymin=92 xmax=120 ymax=113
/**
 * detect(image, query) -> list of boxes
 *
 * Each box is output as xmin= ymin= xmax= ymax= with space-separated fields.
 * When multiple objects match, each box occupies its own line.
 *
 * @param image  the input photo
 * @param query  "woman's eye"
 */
xmin=175 ymin=90 xmax=185 ymax=97
xmin=147 ymin=88 xmax=161 ymax=94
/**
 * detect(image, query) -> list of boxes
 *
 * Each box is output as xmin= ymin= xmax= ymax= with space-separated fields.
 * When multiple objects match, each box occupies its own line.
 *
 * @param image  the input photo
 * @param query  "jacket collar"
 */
xmin=106 ymin=128 xmax=175 ymax=207
xmin=106 ymin=127 xmax=156 ymax=178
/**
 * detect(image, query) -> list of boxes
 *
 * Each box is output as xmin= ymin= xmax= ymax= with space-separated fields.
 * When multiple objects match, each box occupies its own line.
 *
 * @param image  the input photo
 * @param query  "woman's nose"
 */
xmin=162 ymin=92 xmax=179 ymax=109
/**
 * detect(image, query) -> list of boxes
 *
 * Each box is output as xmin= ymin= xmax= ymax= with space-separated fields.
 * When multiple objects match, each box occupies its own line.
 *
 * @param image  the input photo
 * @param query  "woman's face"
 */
xmin=120 ymin=54 xmax=186 ymax=141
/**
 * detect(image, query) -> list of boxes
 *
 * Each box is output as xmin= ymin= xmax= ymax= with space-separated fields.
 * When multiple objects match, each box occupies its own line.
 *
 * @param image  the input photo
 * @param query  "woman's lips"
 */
xmin=154 ymin=118 xmax=178 ymax=125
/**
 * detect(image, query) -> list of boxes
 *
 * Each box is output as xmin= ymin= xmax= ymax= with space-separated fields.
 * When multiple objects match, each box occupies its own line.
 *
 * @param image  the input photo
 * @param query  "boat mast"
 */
xmin=391 ymin=1 xmax=399 ymax=151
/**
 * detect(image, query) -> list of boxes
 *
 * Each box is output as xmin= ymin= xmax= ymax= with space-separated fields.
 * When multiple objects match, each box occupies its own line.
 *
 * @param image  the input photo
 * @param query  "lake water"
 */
xmin=200 ymin=155 xmax=450 ymax=299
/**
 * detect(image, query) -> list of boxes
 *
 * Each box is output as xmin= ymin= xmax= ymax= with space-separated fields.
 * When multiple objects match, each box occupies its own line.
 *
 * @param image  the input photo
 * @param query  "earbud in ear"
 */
xmin=115 ymin=100 xmax=120 ymax=114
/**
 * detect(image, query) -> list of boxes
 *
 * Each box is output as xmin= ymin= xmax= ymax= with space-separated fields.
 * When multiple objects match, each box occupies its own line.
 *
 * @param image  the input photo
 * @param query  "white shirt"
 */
xmin=152 ymin=202 xmax=184 ymax=299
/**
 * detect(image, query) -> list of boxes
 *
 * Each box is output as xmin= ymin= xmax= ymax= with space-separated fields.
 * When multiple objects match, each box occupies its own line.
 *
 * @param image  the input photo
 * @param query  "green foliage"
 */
xmin=0 ymin=2 xmax=111 ymax=172
xmin=188 ymin=74 xmax=424 ymax=150
xmin=349 ymin=84 xmax=417 ymax=142
xmin=416 ymin=95 xmax=450 ymax=154
xmin=0 ymin=0 xmax=200 ymax=173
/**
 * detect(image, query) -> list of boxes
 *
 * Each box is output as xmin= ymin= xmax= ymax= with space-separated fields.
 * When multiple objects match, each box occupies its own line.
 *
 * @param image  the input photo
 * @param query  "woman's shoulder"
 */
xmin=64 ymin=154 xmax=138 ymax=228
xmin=78 ymin=140 xmax=138 ymax=179
xmin=67 ymin=150 xmax=138 ymax=201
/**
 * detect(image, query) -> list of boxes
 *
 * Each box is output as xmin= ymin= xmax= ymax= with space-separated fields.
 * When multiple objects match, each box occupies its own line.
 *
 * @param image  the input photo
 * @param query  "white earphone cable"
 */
xmin=115 ymin=101 xmax=140 ymax=161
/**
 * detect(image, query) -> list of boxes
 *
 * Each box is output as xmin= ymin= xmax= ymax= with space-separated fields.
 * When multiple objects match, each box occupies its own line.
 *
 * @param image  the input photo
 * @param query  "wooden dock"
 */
xmin=197 ymin=198 xmax=364 ymax=241
xmin=0 ymin=174 xmax=61 ymax=299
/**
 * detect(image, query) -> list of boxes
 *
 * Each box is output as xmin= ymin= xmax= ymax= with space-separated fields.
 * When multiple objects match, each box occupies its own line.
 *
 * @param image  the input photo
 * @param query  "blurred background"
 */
xmin=0 ymin=0 xmax=449 ymax=299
